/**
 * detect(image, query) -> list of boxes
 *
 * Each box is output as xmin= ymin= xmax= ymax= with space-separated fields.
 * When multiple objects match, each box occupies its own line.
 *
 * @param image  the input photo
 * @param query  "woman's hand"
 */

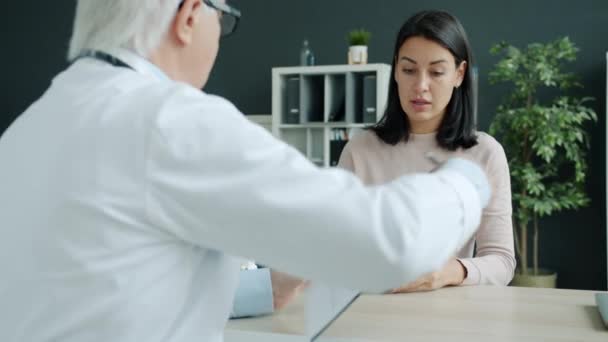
xmin=270 ymin=270 xmax=309 ymax=310
xmin=391 ymin=259 xmax=467 ymax=293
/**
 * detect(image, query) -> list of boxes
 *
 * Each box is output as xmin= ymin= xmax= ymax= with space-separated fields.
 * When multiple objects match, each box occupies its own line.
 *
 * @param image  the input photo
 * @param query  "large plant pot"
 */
xmin=510 ymin=268 xmax=557 ymax=288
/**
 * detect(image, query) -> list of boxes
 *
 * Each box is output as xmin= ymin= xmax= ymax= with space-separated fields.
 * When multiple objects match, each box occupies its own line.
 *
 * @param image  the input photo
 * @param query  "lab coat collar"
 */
xmin=104 ymin=48 xmax=171 ymax=83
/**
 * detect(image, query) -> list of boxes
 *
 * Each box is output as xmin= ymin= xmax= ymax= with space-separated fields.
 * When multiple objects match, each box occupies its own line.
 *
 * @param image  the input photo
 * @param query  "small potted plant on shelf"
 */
xmin=488 ymin=36 xmax=597 ymax=288
xmin=347 ymin=29 xmax=371 ymax=65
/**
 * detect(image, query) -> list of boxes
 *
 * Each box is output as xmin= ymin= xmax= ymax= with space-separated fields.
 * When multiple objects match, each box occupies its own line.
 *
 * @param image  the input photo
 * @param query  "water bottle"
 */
xmin=300 ymin=40 xmax=315 ymax=66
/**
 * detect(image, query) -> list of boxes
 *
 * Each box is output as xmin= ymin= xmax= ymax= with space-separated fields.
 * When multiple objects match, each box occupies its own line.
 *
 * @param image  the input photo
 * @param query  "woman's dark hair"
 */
xmin=371 ymin=10 xmax=478 ymax=150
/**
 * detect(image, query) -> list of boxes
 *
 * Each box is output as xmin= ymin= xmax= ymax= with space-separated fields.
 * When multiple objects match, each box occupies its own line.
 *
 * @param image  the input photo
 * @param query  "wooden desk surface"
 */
xmin=225 ymin=293 xmax=309 ymax=342
xmin=318 ymin=286 xmax=608 ymax=342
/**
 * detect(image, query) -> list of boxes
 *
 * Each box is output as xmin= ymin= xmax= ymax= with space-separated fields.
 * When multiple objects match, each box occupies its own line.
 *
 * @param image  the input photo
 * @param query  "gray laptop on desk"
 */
xmin=305 ymin=284 xmax=359 ymax=341
xmin=597 ymin=293 xmax=608 ymax=327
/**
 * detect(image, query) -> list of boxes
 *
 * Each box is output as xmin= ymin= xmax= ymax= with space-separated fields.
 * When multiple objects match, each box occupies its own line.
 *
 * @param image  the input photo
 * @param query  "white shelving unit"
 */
xmin=272 ymin=64 xmax=391 ymax=167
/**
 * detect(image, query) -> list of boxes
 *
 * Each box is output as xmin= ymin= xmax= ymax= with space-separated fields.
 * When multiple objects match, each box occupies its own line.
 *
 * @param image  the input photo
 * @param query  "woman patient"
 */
xmin=338 ymin=10 xmax=515 ymax=292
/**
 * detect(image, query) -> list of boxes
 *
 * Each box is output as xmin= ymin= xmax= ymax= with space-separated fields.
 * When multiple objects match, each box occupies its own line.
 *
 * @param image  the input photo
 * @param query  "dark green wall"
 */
xmin=1 ymin=2 xmax=74 ymax=134
xmin=2 ymin=1 xmax=606 ymax=290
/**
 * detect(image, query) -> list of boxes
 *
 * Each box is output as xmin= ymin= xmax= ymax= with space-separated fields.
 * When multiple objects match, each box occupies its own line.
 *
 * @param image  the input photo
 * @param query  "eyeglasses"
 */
xmin=178 ymin=0 xmax=241 ymax=37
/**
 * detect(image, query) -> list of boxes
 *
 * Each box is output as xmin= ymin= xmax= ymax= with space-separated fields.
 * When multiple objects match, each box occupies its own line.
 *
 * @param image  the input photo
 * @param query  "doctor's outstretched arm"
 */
xmin=145 ymin=95 xmax=486 ymax=293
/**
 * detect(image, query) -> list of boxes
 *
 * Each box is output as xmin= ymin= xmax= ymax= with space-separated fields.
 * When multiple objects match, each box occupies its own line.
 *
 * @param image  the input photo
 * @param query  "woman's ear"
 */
xmin=455 ymin=60 xmax=467 ymax=88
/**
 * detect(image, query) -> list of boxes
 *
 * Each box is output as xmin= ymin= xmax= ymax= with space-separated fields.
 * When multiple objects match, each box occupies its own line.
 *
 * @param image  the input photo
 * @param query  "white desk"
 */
xmin=319 ymin=286 xmax=608 ymax=342
xmin=226 ymin=286 xmax=608 ymax=342
xmin=225 ymin=294 xmax=309 ymax=342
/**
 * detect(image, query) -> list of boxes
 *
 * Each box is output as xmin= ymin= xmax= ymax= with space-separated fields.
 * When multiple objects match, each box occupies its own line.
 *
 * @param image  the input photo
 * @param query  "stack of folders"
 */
xmin=330 ymin=129 xmax=349 ymax=167
xmin=362 ymin=75 xmax=377 ymax=124
xmin=284 ymin=76 xmax=300 ymax=124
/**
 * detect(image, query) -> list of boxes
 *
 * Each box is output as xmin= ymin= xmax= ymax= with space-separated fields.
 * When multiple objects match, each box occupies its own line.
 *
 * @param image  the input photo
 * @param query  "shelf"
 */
xmin=279 ymin=123 xmax=370 ymax=129
xmin=272 ymin=64 xmax=390 ymax=167
xmin=326 ymin=74 xmax=346 ymax=122
xmin=273 ymin=63 xmax=391 ymax=76
xmin=301 ymin=75 xmax=324 ymax=123
xmin=309 ymin=129 xmax=324 ymax=163
xmin=281 ymin=129 xmax=307 ymax=156
xmin=346 ymin=71 xmax=379 ymax=124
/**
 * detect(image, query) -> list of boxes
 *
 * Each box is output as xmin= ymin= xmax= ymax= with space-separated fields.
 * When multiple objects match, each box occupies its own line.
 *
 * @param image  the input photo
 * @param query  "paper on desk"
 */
xmin=305 ymin=283 xmax=359 ymax=341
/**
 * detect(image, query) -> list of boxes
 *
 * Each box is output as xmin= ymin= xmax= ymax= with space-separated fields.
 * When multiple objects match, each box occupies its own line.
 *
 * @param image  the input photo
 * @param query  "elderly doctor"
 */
xmin=0 ymin=0 xmax=491 ymax=341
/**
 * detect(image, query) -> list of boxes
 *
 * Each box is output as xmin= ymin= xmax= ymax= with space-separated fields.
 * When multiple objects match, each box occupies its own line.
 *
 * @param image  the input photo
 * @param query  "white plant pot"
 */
xmin=348 ymin=45 xmax=368 ymax=65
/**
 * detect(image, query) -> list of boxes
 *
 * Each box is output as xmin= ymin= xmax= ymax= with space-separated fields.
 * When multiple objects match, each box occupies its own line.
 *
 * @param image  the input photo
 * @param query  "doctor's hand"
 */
xmin=270 ymin=270 xmax=309 ymax=310
xmin=390 ymin=259 xmax=467 ymax=293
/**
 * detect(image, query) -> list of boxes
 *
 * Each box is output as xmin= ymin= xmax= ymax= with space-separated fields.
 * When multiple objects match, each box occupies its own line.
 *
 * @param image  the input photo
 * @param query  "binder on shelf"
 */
xmin=345 ymin=73 xmax=363 ymax=124
xmin=284 ymin=76 xmax=300 ymax=124
xmin=362 ymin=75 xmax=377 ymax=124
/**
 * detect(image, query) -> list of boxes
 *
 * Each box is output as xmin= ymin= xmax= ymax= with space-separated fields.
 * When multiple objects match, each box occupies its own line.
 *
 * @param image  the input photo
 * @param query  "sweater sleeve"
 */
xmin=459 ymin=141 xmax=516 ymax=286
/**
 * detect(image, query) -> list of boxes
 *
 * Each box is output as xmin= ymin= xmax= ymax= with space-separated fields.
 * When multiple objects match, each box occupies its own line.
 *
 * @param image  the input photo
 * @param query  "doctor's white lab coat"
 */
xmin=0 ymin=51 xmax=482 ymax=342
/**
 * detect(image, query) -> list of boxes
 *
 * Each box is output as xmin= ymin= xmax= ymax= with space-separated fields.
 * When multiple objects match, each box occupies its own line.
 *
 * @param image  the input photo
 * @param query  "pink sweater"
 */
xmin=338 ymin=130 xmax=516 ymax=286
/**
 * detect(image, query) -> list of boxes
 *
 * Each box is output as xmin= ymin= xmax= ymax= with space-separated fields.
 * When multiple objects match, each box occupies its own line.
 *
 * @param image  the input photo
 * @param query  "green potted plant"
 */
xmin=347 ymin=29 xmax=371 ymax=65
xmin=488 ymin=37 xmax=597 ymax=288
